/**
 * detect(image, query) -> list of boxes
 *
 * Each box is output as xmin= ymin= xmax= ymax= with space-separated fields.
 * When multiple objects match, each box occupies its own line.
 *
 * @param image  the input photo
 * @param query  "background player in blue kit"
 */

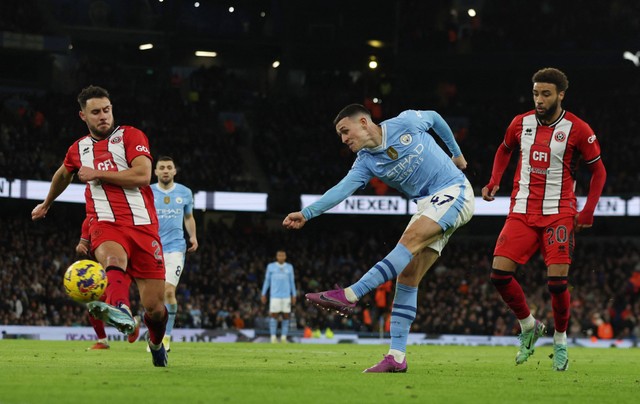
xmin=151 ymin=156 xmax=198 ymax=351
xmin=283 ymin=104 xmax=474 ymax=372
xmin=261 ymin=250 xmax=297 ymax=343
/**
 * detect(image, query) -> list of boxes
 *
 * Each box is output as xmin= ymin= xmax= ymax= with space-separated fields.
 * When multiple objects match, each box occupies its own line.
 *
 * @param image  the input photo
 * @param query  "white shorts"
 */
xmin=407 ymin=178 xmax=475 ymax=254
xmin=163 ymin=251 xmax=185 ymax=286
xmin=269 ymin=297 xmax=292 ymax=314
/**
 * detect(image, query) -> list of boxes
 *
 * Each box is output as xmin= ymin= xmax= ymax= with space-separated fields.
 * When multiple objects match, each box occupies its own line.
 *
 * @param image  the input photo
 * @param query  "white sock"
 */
xmin=388 ymin=349 xmax=405 ymax=363
xmin=97 ymin=338 xmax=108 ymax=344
xmin=554 ymin=331 xmax=567 ymax=345
xmin=148 ymin=341 xmax=162 ymax=351
xmin=344 ymin=287 xmax=358 ymax=303
xmin=519 ymin=314 xmax=535 ymax=332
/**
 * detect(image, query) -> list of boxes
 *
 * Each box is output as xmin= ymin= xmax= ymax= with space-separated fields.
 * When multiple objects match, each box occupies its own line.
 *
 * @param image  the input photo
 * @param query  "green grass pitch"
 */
xmin=0 ymin=340 xmax=638 ymax=403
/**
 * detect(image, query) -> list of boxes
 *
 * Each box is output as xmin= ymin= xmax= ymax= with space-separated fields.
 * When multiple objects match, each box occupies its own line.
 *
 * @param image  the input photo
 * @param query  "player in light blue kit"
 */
xmin=283 ymin=104 xmax=474 ymax=372
xmin=261 ymin=250 xmax=297 ymax=343
xmin=151 ymin=156 xmax=198 ymax=351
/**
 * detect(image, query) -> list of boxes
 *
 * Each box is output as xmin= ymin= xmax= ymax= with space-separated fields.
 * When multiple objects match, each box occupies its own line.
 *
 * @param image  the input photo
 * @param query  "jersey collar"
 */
xmin=155 ymin=183 xmax=176 ymax=193
xmin=89 ymin=125 xmax=121 ymax=142
xmin=366 ymin=123 xmax=387 ymax=153
xmin=536 ymin=110 xmax=566 ymax=127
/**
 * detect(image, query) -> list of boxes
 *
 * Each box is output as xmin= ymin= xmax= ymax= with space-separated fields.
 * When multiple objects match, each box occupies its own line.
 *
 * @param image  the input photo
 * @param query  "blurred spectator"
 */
xmin=591 ymin=312 xmax=614 ymax=340
xmin=370 ymin=280 xmax=392 ymax=332
xmin=629 ymin=264 xmax=640 ymax=295
xmin=2 ymin=198 xmax=639 ymax=342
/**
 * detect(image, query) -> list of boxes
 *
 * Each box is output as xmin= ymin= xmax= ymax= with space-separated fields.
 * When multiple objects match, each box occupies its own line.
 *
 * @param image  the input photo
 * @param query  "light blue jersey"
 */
xmin=151 ymin=183 xmax=194 ymax=253
xmin=302 ymin=110 xmax=466 ymax=220
xmin=261 ymin=262 xmax=296 ymax=298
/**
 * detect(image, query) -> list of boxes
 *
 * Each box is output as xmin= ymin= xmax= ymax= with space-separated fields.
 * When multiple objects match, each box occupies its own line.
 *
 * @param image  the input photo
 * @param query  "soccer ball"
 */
xmin=63 ymin=259 xmax=107 ymax=303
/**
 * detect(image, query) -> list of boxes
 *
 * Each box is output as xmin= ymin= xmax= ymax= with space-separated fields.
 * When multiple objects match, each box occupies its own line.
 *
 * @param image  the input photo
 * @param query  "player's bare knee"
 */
xmin=144 ymin=302 xmax=166 ymax=320
xmin=164 ymin=288 xmax=176 ymax=301
xmin=105 ymin=255 xmax=125 ymax=269
xmin=492 ymin=256 xmax=517 ymax=271
xmin=400 ymin=233 xmax=440 ymax=255
xmin=398 ymin=234 xmax=422 ymax=255
xmin=398 ymin=271 xmax=420 ymax=287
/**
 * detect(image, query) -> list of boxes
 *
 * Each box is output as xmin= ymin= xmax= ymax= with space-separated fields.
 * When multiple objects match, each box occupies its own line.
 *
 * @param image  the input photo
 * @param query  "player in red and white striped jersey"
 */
xmin=482 ymin=68 xmax=606 ymax=371
xmin=75 ymin=214 xmax=140 ymax=350
xmin=32 ymin=85 xmax=168 ymax=366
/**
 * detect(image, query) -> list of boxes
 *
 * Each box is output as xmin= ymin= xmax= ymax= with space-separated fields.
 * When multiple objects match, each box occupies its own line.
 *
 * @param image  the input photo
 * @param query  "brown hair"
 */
xmin=532 ymin=68 xmax=569 ymax=92
xmin=157 ymin=156 xmax=174 ymax=163
xmin=77 ymin=85 xmax=110 ymax=109
xmin=333 ymin=104 xmax=371 ymax=126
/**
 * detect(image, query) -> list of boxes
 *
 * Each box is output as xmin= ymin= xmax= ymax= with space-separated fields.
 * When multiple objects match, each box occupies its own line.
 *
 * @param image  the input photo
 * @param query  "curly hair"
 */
xmin=532 ymin=68 xmax=569 ymax=92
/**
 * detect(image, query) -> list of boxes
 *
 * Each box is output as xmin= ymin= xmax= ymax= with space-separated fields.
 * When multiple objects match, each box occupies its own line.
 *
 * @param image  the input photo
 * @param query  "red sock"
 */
xmin=88 ymin=312 xmax=107 ymax=339
xmin=491 ymin=269 xmax=531 ymax=319
xmin=144 ymin=307 xmax=168 ymax=345
xmin=549 ymin=276 xmax=570 ymax=333
xmin=105 ymin=267 xmax=131 ymax=308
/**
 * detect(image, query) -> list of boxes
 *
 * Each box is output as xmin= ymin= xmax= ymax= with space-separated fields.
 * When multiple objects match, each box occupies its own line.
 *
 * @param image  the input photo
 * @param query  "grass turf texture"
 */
xmin=1 ymin=341 xmax=638 ymax=403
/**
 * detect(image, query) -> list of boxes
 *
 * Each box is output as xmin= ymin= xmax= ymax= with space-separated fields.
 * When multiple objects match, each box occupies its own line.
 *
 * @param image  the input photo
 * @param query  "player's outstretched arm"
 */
xmin=482 ymin=142 xmax=512 ymax=202
xmin=184 ymin=213 xmax=198 ymax=252
xmin=75 ymin=239 xmax=90 ymax=256
xmin=187 ymin=237 xmax=198 ymax=252
xmin=452 ymin=154 xmax=468 ymax=170
xmin=481 ymin=184 xmax=500 ymax=201
xmin=75 ymin=216 xmax=91 ymax=256
xmin=32 ymin=164 xmax=74 ymax=220
xmin=575 ymin=159 xmax=607 ymax=233
xmin=282 ymin=211 xmax=307 ymax=230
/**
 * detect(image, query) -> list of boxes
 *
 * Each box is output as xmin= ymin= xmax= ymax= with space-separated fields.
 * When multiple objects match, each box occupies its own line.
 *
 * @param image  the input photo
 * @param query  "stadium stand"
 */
xmin=1 ymin=199 xmax=638 ymax=341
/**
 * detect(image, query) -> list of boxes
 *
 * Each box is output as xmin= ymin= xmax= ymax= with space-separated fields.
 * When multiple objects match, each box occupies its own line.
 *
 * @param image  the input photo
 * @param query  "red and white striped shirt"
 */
xmin=64 ymin=125 xmax=158 ymax=226
xmin=505 ymin=110 xmax=601 ymax=216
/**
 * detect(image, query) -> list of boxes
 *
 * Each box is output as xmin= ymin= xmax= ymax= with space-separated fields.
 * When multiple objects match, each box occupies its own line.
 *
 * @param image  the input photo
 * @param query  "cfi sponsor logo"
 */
xmin=110 ymin=135 xmax=122 ymax=144
xmin=400 ymin=134 xmax=412 ymax=145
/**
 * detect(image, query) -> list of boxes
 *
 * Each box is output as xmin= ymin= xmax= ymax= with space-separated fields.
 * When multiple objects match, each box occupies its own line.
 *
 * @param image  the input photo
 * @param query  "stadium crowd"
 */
xmin=1 ymin=200 xmax=638 ymax=342
xmin=3 ymin=1 xmax=640 ymax=197
xmin=3 ymin=66 xmax=640 ymax=199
